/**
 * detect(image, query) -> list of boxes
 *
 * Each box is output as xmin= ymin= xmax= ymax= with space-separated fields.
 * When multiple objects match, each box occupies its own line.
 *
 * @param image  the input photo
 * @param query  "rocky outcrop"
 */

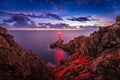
xmin=50 ymin=39 xmax=63 ymax=49
xmin=0 ymin=27 xmax=54 ymax=80
xmin=53 ymin=50 xmax=120 ymax=80
xmin=116 ymin=16 xmax=120 ymax=25
xmin=51 ymin=16 xmax=120 ymax=80
xmin=51 ymin=23 xmax=120 ymax=56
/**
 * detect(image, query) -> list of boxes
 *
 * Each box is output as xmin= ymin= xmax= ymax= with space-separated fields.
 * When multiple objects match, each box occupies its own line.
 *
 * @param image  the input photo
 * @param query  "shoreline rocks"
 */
xmin=50 ymin=21 xmax=120 ymax=56
xmin=0 ymin=27 xmax=54 ymax=80
xmin=51 ymin=16 xmax=120 ymax=80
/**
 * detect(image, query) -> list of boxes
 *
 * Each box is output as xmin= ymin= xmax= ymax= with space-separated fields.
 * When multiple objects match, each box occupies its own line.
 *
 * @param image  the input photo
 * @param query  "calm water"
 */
xmin=8 ymin=29 xmax=97 ymax=66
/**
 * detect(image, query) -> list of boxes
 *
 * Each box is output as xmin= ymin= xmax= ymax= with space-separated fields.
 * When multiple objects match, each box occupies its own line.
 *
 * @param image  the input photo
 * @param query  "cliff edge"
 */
xmin=52 ymin=16 xmax=120 ymax=80
xmin=0 ymin=27 xmax=54 ymax=80
xmin=50 ymin=16 xmax=120 ymax=56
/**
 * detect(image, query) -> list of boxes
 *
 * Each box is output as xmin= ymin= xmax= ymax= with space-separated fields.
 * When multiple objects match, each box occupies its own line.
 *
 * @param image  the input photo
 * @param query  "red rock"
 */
xmin=52 ymin=17 xmax=120 ymax=80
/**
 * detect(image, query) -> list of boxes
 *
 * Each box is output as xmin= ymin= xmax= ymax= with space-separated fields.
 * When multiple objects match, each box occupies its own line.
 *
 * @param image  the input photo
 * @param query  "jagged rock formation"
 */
xmin=51 ymin=23 xmax=120 ymax=56
xmin=0 ymin=27 xmax=54 ymax=80
xmin=51 ymin=16 xmax=120 ymax=80
xmin=53 ymin=50 xmax=120 ymax=80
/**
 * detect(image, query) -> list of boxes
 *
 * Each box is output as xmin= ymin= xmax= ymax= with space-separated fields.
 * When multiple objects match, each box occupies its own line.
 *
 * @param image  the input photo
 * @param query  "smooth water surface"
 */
xmin=8 ymin=29 xmax=97 ymax=66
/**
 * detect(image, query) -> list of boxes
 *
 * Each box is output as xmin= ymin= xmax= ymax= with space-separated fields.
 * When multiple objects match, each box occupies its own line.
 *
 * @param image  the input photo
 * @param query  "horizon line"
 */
xmin=7 ymin=28 xmax=82 ymax=31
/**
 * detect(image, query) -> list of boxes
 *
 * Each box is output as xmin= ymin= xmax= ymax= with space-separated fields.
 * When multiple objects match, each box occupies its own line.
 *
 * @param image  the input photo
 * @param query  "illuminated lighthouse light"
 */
xmin=58 ymin=32 xmax=62 ymax=37
xmin=57 ymin=32 xmax=62 ymax=40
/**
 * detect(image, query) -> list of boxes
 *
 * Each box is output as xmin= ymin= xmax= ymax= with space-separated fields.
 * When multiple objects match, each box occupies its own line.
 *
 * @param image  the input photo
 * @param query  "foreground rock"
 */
xmin=53 ymin=50 xmax=120 ymax=80
xmin=51 ymin=16 xmax=120 ymax=80
xmin=0 ymin=27 xmax=54 ymax=80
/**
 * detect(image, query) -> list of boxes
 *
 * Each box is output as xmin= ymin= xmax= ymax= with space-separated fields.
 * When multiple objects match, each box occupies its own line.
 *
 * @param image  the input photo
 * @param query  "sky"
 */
xmin=0 ymin=0 xmax=120 ymax=28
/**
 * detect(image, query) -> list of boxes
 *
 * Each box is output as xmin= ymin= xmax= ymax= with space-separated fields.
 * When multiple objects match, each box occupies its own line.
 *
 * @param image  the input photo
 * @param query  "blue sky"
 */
xmin=0 ymin=0 xmax=120 ymax=27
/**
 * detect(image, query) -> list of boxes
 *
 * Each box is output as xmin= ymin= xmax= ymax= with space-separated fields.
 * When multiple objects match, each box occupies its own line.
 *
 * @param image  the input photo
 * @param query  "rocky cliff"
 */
xmin=53 ymin=49 xmax=120 ymax=80
xmin=51 ymin=24 xmax=120 ymax=56
xmin=0 ymin=27 xmax=54 ymax=80
xmin=51 ymin=16 xmax=120 ymax=80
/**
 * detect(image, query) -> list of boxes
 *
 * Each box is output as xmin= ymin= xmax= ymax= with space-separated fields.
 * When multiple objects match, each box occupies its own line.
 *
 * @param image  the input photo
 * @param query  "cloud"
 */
xmin=46 ymin=13 xmax=63 ymax=20
xmin=67 ymin=17 xmax=90 ymax=22
xmin=3 ymin=15 xmax=33 ymax=27
xmin=12 ymin=15 xmax=31 ymax=23
xmin=12 ymin=15 xmax=38 ymax=27
xmin=0 ymin=22 xmax=10 ymax=28
xmin=3 ymin=15 xmax=64 ymax=28
xmin=67 ymin=16 xmax=99 ymax=22
xmin=0 ymin=11 xmax=63 ymax=20
xmin=21 ymin=12 xmax=63 ymax=20
xmin=38 ymin=22 xmax=72 ymax=28
xmin=3 ymin=19 xmax=14 ymax=23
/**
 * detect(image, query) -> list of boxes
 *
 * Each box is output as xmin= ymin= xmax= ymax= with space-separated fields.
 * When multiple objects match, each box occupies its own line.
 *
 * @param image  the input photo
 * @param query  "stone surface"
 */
xmin=0 ymin=27 xmax=54 ymax=80
xmin=51 ymin=24 xmax=120 ymax=56
xmin=51 ymin=20 xmax=120 ymax=80
xmin=53 ymin=50 xmax=120 ymax=80
xmin=116 ymin=16 xmax=120 ymax=23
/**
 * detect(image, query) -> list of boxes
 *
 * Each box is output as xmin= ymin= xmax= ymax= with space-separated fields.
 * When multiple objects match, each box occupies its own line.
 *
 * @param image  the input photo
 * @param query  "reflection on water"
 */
xmin=56 ymin=49 xmax=64 ymax=65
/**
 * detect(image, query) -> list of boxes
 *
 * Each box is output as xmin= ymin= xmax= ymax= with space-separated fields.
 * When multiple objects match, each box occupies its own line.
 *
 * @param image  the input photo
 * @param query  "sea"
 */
xmin=8 ymin=29 xmax=97 ymax=66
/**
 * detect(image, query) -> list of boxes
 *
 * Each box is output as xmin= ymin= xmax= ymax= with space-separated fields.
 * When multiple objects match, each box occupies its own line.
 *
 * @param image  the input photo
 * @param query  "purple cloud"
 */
xmin=67 ymin=16 xmax=99 ymax=22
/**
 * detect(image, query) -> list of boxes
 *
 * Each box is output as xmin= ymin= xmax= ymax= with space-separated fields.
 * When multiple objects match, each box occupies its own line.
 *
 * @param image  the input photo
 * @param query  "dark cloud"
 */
xmin=12 ymin=15 xmax=31 ymax=23
xmin=38 ymin=22 xmax=72 ymax=28
xmin=3 ymin=19 xmax=14 ymax=23
xmin=46 ymin=13 xmax=63 ymax=20
xmin=91 ymin=19 xmax=99 ymax=21
xmin=0 ymin=11 xmax=63 ymax=20
xmin=3 ymin=15 xmax=32 ymax=27
xmin=20 ymin=12 xmax=63 ymax=20
xmin=0 ymin=22 xmax=10 ymax=28
xmin=67 ymin=16 xmax=99 ymax=22
xmin=67 ymin=17 xmax=90 ymax=22
xmin=12 ymin=15 xmax=36 ymax=27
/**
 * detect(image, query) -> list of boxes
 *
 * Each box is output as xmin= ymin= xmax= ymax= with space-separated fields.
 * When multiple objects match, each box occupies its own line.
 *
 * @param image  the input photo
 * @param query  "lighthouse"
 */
xmin=50 ymin=32 xmax=63 ymax=49
xmin=56 ymin=32 xmax=63 ymax=46
xmin=57 ymin=32 xmax=62 ymax=40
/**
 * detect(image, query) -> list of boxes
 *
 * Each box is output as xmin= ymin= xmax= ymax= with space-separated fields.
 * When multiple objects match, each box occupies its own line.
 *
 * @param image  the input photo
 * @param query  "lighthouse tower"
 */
xmin=58 ymin=32 xmax=62 ymax=40
xmin=50 ymin=32 xmax=63 ymax=49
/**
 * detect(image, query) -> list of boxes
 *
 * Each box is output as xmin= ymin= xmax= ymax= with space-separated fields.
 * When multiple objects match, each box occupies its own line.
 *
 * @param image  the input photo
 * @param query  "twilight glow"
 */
xmin=0 ymin=0 xmax=120 ymax=28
